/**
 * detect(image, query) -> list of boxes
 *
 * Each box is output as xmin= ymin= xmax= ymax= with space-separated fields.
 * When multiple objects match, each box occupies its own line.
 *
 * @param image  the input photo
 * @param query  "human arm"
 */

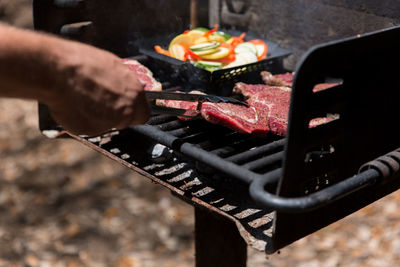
xmin=0 ymin=23 xmax=150 ymax=136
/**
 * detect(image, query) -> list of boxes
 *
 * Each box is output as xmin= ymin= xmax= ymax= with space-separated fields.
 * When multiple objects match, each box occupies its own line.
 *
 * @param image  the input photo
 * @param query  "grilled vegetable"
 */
xmin=155 ymin=26 xmax=268 ymax=71
xmin=190 ymin=42 xmax=220 ymax=52
xmin=235 ymin=42 xmax=258 ymax=55
xmin=193 ymin=60 xmax=223 ymax=72
xmin=169 ymin=44 xmax=186 ymax=60
xmin=201 ymin=46 xmax=231 ymax=60
xmin=249 ymin=39 xmax=268 ymax=60
xmin=154 ymin=45 xmax=170 ymax=57
xmin=213 ymin=31 xmax=231 ymax=41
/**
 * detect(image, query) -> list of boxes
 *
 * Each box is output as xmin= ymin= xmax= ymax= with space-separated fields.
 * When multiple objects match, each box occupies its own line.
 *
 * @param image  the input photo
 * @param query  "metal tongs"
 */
xmin=146 ymin=91 xmax=248 ymax=118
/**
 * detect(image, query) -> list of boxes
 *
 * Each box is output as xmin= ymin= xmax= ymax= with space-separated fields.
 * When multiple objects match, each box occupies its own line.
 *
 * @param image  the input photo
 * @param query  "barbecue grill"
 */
xmin=33 ymin=0 xmax=400 ymax=266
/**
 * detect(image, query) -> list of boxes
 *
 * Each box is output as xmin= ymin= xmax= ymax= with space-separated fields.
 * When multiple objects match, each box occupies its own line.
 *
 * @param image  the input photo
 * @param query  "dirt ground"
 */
xmin=1 ymin=1 xmax=400 ymax=267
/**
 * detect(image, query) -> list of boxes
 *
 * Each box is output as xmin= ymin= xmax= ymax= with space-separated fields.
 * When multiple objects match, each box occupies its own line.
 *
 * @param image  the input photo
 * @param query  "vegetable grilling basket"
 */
xmin=138 ymin=29 xmax=292 ymax=96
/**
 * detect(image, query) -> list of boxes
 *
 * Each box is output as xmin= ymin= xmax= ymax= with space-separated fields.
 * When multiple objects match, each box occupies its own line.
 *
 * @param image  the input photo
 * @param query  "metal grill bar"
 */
xmin=131 ymin=125 xmax=274 ymax=184
xmin=225 ymin=139 xmax=286 ymax=163
xmin=242 ymin=151 xmax=284 ymax=171
xmin=156 ymin=120 xmax=186 ymax=131
xmin=210 ymin=137 xmax=257 ymax=157
xmin=147 ymin=114 xmax=177 ymax=125
xmin=166 ymin=127 xmax=192 ymax=137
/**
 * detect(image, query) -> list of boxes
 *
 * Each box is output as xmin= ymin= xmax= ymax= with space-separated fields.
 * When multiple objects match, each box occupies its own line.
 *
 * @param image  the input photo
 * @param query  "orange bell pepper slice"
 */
xmin=229 ymin=32 xmax=246 ymax=47
xmin=154 ymin=45 xmax=171 ymax=57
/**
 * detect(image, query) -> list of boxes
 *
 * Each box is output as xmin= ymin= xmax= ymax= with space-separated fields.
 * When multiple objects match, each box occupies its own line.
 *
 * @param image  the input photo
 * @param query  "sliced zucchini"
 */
xmin=196 ymin=60 xmax=223 ymax=68
xmin=193 ymin=60 xmax=223 ymax=72
xmin=190 ymin=42 xmax=220 ymax=52
xmin=235 ymin=42 xmax=257 ymax=55
xmin=193 ymin=47 xmax=220 ymax=56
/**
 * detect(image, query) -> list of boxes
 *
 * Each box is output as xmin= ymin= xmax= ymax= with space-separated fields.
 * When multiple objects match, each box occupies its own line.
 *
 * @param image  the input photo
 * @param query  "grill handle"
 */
xmin=250 ymin=146 xmax=400 ymax=213
xmin=249 ymin=168 xmax=380 ymax=213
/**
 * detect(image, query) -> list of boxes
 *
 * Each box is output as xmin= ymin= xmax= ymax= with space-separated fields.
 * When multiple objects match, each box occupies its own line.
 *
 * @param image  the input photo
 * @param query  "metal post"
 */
xmin=195 ymin=207 xmax=247 ymax=267
xmin=209 ymin=0 xmax=221 ymax=27
xmin=190 ymin=0 xmax=199 ymax=29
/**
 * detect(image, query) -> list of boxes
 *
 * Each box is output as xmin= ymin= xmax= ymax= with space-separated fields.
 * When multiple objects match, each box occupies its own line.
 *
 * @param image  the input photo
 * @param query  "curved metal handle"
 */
xmin=249 ymin=168 xmax=380 ymax=213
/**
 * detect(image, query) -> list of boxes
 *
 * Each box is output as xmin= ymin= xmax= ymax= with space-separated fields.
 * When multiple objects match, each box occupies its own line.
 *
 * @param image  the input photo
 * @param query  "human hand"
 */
xmin=46 ymin=42 xmax=150 ymax=136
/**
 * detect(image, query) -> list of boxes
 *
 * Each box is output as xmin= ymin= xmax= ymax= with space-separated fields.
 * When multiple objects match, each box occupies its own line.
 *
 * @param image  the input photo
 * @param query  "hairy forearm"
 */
xmin=0 ymin=23 xmax=68 ymax=103
xmin=0 ymin=23 xmax=149 ymax=135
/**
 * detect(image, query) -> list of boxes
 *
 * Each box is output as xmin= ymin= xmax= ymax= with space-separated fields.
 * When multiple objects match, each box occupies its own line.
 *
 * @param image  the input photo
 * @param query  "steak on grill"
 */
xmin=233 ymin=83 xmax=291 ymax=136
xmin=155 ymin=73 xmax=336 ymax=136
xmin=200 ymin=102 xmax=269 ymax=135
xmin=261 ymin=71 xmax=339 ymax=92
xmin=123 ymin=59 xmax=162 ymax=91
xmin=234 ymin=82 xmax=334 ymax=135
xmin=261 ymin=71 xmax=293 ymax=87
xmin=155 ymin=91 xmax=203 ymax=120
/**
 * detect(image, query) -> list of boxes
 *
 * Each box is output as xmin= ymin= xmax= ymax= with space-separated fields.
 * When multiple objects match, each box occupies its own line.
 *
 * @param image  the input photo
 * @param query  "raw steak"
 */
xmin=261 ymin=71 xmax=339 ymax=92
xmin=313 ymin=83 xmax=339 ymax=92
xmin=156 ymin=83 xmax=334 ymax=136
xmin=155 ymin=90 xmax=203 ymax=120
xmin=155 ymin=90 xmax=269 ymax=134
xmin=233 ymin=83 xmax=290 ymax=136
xmin=123 ymin=59 xmax=162 ymax=91
xmin=234 ymin=83 xmax=333 ymax=135
xmin=200 ymin=102 xmax=269 ymax=135
xmin=261 ymin=71 xmax=293 ymax=87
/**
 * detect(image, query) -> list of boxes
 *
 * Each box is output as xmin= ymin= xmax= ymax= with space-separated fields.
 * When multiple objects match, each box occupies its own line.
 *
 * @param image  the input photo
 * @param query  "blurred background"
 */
xmin=1 ymin=1 xmax=400 ymax=266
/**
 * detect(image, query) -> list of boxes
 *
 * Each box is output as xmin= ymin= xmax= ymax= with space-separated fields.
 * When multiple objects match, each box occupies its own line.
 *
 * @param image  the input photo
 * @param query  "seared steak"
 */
xmin=123 ymin=59 xmax=162 ymax=92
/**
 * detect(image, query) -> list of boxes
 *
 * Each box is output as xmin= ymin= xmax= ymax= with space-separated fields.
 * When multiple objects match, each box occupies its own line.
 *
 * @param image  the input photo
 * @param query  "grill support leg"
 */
xmin=195 ymin=207 xmax=247 ymax=267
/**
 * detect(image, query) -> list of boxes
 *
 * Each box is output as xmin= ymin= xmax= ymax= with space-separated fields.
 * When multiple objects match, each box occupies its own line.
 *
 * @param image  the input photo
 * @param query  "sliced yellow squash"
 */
xmin=188 ymin=30 xmax=207 ymax=39
xmin=207 ymin=34 xmax=226 ymax=44
xmin=169 ymin=44 xmax=186 ymax=60
xmin=193 ymin=36 xmax=209 ymax=45
xmin=168 ymin=34 xmax=194 ymax=51
xmin=200 ymin=47 xmax=230 ymax=60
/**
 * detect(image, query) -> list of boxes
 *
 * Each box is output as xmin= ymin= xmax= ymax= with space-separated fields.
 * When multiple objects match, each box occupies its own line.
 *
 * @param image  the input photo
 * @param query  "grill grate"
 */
xmin=71 ymin=127 xmax=278 ymax=252
xmin=143 ymin=115 xmax=285 ymax=177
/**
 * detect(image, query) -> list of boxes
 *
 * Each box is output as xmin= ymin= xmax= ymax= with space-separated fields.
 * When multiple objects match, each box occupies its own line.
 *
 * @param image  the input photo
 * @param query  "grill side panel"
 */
xmin=272 ymin=26 xmax=400 ymax=252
